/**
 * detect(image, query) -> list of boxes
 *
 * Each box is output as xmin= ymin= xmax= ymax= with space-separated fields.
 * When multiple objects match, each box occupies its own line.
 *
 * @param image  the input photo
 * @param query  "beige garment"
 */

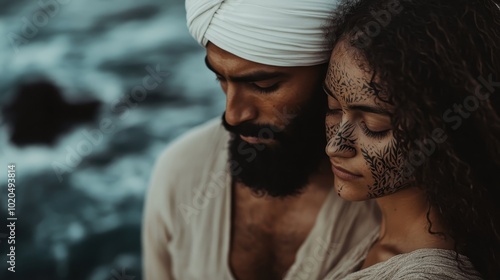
xmin=324 ymin=226 xmax=482 ymax=280
xmin=142 ymin=118 xmax=381 ymax=280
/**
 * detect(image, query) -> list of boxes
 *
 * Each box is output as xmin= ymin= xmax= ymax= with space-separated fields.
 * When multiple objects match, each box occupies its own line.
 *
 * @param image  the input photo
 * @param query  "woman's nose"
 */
xmin=326 ymin=121 xmax=357 ymax=158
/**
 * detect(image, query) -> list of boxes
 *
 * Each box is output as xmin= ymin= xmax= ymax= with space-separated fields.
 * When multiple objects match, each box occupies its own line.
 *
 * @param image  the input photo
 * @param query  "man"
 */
xmin=142 ymin=1 xmax=380 ymax=279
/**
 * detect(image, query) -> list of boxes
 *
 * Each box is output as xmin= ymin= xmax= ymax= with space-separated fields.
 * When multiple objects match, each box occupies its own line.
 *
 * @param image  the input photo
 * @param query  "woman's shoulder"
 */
xmin=341 ymin=248 xmax=483 ymax=280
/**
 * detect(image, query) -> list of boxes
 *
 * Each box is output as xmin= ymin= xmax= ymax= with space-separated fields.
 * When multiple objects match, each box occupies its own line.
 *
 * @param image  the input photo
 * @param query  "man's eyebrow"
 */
xmin=323 ymin=83 xmax=391 ymax=116
xmin=204 ymin=56 xmax=288 ymax=82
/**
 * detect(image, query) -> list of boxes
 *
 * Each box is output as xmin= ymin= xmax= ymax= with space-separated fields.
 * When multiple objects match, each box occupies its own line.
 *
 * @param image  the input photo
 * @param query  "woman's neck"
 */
xmin=375 ymin=186 xmax=454 ymax=253
xmin=360 ymin=186 xmax=455 ymax=269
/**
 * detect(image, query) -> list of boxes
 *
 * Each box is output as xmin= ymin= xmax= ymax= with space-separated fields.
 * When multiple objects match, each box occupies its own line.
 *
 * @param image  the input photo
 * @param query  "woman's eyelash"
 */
xmin=360 ymin=121 xmax=390 ymax=139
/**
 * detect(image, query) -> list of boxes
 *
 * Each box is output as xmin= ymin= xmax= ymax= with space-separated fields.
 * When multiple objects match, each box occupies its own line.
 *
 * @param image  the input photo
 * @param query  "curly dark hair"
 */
xmin=326 ymin=0 xmax=500 ymax=278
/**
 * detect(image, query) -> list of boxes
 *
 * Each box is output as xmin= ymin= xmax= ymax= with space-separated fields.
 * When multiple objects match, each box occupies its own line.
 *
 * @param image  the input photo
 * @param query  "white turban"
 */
xmin=186 ymin=0 xmax=337 ymax=67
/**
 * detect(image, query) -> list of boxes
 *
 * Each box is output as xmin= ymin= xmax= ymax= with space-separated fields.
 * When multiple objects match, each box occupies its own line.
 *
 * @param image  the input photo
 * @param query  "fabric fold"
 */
xmin=186 ymin=0 xmax=338 ymax=66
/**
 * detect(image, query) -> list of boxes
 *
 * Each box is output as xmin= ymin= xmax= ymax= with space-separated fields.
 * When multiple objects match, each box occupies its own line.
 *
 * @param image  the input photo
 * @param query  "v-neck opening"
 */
xmin=223 ymin=172 xmax=336 ymax=280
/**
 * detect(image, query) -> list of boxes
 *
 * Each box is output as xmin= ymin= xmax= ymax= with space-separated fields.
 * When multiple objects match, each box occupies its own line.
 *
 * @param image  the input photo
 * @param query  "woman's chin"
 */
xmin=334 ymin=183 xmax=370 ymax=201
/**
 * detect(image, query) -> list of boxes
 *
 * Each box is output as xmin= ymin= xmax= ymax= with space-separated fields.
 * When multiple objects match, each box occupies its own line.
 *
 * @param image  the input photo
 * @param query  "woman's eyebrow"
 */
xmin=323 ymin=83 xmax=391 ymax=116
xmin=348 ymin=104 xmax=392 ymax=116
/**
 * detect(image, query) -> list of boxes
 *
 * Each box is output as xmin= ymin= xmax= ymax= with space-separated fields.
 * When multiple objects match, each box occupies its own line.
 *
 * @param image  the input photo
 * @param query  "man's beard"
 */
xmin=222 ymin=90 xmax=327 ymax=198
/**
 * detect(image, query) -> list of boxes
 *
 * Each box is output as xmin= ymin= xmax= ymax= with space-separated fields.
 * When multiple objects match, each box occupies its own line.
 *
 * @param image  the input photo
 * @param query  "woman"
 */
xmin=322 ymin=0 xmax=500 ymax=279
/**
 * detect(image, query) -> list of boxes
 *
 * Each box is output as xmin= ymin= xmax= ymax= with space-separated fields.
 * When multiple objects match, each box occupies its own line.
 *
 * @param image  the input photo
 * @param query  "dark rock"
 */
xmin=2 ymin=80 xmax=101 ymax=146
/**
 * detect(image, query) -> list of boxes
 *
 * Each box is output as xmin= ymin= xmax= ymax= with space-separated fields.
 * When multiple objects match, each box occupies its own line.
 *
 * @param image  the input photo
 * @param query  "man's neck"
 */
xmin=229 ymin=158 xmax=333 ymax=280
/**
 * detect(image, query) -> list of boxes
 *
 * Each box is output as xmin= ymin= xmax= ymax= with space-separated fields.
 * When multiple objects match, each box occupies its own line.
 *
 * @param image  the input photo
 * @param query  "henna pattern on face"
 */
xmin=331 ymin=122 xmax=357 ymax=153
xmin=326 ymin=121 xmax=339 ymax=143
xmin=326 ymin=62 xmax=375 ymax=104
xmin=337 ymin=184 xmax=344 ymax=196
xmin=361 ymin=139 xmax=409 ymax=198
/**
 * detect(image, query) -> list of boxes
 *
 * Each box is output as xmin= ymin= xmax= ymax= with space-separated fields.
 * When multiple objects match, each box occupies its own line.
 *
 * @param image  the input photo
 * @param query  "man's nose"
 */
xmin=325 ymin=121 xmax=357 ymax=158
xmin=225 ymin=85 xmax=258 ymax=126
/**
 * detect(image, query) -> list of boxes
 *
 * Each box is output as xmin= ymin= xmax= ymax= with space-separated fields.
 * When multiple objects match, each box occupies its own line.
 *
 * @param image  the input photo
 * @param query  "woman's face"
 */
xmin=324 ymin=43 xmax=409 ymax=201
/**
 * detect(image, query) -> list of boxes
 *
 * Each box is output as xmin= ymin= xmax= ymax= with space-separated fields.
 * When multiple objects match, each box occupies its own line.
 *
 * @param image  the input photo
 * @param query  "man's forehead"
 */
xmin=207 ymin=42 xmax=282 ymax=70
xmin=205 ymin=41 xmax=322 ymax=73
xmin=206 ymin=46 xmax=323 ymax=84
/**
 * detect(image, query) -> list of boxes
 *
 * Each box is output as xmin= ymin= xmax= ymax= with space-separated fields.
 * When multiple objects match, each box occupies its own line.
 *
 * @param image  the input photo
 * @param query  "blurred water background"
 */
xmin=0 ymin=0 xmax=224 ymax=279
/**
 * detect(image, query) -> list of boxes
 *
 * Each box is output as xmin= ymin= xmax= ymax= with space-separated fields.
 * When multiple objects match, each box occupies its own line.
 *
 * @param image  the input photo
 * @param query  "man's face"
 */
xmin=324 ymin=42 xmax=409 ymax=201
xmin=206 ymin=42 xmax=328 ymax=197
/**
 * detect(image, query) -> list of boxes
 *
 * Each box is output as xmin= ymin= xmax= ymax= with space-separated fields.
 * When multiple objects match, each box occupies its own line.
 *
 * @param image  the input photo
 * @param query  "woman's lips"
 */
xmin=330 ymin=163 xmax=362 ymax=181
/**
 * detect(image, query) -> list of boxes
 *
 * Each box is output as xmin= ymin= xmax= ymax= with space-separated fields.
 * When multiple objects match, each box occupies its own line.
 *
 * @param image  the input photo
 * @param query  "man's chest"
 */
xmin=228 ymin=218 xmax=311 ymax=280
xmin=228 ymin=186 xmax=322 ymax=280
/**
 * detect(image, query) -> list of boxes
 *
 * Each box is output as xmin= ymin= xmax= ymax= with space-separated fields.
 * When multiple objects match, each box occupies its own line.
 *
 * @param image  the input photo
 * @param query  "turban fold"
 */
xmin=186 ymin=0 xmax=337 ymax=67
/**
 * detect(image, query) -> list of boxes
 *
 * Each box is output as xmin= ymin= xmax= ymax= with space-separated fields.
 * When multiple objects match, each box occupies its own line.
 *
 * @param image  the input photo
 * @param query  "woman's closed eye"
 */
xmin=360 ymin=119 xmax=391 ymax=139
xmin=326 ymin=108 xmax=342 ymax=116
